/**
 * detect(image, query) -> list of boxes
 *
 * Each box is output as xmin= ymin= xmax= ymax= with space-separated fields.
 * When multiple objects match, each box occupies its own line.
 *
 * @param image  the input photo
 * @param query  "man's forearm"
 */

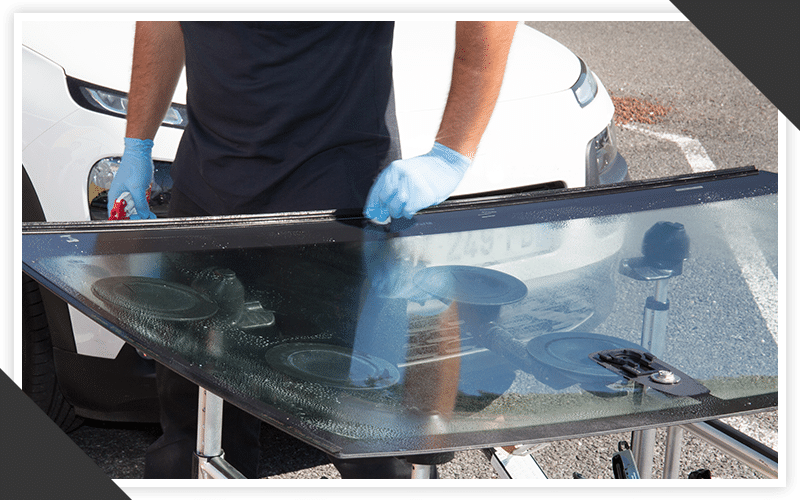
xmin=125 ymin=21 xmax=185 ymax=141
xmin=436 ymin=21 xmax=517 ymax=159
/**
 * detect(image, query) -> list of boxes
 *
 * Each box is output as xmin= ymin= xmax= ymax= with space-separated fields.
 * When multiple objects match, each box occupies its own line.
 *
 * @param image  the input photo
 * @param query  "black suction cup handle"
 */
xmin=641 ymin=221 xmax=690 ymax=269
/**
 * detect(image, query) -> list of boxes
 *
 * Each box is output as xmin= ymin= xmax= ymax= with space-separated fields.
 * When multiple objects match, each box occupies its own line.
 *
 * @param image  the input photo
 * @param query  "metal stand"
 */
xmin=615 ymin=222 xmax=778 ymax=480
xmin=682 ymin=420 xmax=778 ymax=478
xmin=188 ymin=383 xmax=776 ymax=480
xmin=662 ymin=426 xmax=684 ymax=478
xmin=193 ymin=387 xmax=246 ymax=479
xmin=410 ymin=464 xmax=436 ymax=479
xmin=620 ymin=221 xmax=690 ymax=478
xmin=487 ymin=446 xmax=548 ymax=479
xmin=406 ymin=451 xmax=454 ymax=479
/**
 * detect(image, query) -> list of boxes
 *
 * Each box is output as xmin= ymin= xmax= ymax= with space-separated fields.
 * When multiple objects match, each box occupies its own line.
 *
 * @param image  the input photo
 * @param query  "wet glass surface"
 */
xmin=22 ymin=170 xmax=778 ymax=457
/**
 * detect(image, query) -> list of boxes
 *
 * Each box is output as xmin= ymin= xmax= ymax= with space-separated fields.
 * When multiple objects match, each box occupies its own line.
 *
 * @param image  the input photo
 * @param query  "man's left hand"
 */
xmin=364 ymin=142 xmax=470 ymax=224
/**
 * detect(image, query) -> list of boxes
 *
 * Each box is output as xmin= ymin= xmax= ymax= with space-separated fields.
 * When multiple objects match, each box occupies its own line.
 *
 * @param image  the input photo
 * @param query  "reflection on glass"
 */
xmin=22 ymin=180 xmax=778 ymax=457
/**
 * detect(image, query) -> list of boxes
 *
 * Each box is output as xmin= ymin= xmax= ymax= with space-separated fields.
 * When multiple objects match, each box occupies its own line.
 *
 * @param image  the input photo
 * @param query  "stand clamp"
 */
xmin=589 ymin=348 xmax=709 ymax=398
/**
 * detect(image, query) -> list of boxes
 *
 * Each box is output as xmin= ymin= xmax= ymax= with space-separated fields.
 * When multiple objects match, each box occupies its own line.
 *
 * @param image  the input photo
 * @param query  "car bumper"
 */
xmin=600 ymin=151 xmax=630 ymax=185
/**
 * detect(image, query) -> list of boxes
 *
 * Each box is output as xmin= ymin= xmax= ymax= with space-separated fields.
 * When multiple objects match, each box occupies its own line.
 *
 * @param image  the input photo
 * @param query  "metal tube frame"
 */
xmin=410 ymin=464 xmax=435 ymax=479
xmin=193 ymin=387 xmax=246 ymax=479
xmin=634 ymin=419 xmax=778 ymax=480
xmin=681 ymin=420 xmax=778 ymax=479
xmin=190 ymin=387 xmax=776 ymax=480
xmin=663 ymin=426 xmax=684 ymax=478
xmin=632 ymin=278 xmax=669 ymax=478
xmin=631 ymin=428 xmax=657 ymax=478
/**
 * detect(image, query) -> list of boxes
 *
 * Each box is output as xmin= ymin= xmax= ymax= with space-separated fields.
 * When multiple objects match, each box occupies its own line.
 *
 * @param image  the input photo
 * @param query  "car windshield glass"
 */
xmin=22 ymin=169 xmax=778 ymax=458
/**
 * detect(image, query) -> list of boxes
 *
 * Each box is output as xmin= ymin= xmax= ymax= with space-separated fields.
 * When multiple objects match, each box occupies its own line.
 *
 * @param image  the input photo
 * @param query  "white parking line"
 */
xmin=622 ymin=124 xmax=717 ymax=172
xmin=721 ymin=220 xmax=780 ymax=343
xmin=622 ymin=123 xmax=779 ymax=345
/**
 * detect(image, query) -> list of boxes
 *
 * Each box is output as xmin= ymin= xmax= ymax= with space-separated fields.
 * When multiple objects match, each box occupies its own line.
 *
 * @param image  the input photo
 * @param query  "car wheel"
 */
xmin=22 ymin=273 xmax=83 ymax=433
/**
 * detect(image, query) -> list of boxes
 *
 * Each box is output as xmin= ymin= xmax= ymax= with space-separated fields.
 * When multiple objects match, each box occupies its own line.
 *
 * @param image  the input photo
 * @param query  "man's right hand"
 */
xmin=107 ymin=137 xmax=157 ymax=220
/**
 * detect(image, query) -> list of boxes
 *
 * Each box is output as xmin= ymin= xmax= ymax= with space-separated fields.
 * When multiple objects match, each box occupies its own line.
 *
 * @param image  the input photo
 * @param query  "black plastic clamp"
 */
xmin=589 ymin=348 xmax=710 ymax=398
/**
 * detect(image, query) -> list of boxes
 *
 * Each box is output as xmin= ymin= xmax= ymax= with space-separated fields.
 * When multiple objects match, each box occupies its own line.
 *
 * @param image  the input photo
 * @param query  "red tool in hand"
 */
xmin=108 ymin=187 xmax=152 ymax=220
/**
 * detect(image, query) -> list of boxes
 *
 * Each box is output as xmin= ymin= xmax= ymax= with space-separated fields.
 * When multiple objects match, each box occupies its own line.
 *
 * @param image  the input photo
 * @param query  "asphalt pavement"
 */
xmin=66 ymin=21 xmax=780 ymax=484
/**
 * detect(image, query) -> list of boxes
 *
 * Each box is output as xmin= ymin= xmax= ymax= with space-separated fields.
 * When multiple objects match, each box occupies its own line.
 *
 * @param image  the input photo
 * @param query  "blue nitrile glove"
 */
xmin=364 ymin=142 xmax=471 ymax=224
xmin=106 ymin=137 xmax=157 ymax=220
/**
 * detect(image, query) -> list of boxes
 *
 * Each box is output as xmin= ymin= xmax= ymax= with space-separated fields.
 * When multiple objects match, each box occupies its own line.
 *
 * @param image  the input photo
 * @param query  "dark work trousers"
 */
xmin=144 ymin=187 xmax=413 ymax=479
xmin=144 ymin=363 xmax=262 ymax=479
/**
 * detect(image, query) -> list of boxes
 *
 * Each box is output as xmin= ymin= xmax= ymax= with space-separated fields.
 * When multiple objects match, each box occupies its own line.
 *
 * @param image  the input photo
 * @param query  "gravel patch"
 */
xmin=612 ymin=95 xmax=672 ymax=126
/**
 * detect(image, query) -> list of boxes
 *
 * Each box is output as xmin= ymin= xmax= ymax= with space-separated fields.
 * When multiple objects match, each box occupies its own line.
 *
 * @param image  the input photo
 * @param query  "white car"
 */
xmin=20 ymin=20 xmax=627 ymax=431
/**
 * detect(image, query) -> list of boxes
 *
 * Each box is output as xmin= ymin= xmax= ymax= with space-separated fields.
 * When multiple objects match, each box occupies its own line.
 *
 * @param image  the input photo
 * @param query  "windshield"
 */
xmin=22 ymin=169 xmax=778 ymax=458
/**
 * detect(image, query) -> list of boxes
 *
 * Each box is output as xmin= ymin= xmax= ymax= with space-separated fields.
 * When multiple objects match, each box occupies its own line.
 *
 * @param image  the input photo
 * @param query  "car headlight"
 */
xmin=585 ymin=120 xmax=620 ymax=186
xmin=571 ymin=58 xmax=598 ymax=108
xmin=88 ymin=157 xmax=173 ymax=220
xmin=67 ymin=76 xmax=188 ymax=128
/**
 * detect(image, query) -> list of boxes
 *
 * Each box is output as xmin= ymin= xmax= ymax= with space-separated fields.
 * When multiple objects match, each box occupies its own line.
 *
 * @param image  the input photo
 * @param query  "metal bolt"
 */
xmin=650 ymin=370 xmax=680 ymax=385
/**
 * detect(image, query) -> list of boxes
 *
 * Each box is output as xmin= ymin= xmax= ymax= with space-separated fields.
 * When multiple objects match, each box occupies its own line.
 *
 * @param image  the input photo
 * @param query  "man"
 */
xmin=108 ymin=20 xmax=516 ymax=479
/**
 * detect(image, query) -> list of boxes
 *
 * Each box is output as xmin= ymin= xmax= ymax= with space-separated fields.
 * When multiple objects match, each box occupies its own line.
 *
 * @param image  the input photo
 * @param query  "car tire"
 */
xmin=22 ymin=273 xmax=83 ymax=433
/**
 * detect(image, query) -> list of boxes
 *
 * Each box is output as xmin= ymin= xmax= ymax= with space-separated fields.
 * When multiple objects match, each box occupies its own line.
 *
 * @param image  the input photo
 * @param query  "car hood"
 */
xmin=21 ymin=20 xmax=139 ymax=94
xmin=392 ymin=21 xmax=581 ymax=110
xmin=21 ymin=21 xmax=580 ymax=107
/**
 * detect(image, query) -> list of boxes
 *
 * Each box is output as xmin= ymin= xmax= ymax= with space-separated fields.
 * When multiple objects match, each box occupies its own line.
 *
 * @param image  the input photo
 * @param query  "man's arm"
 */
xmin=436 ymin=21 xmax=517 ymax=159
xmin=363 ymin=21 xmax=517 ymax=222
xmin=125 ymin=21 xmax=186 ymax=140
xmin=106 ymin=21 xmax=184 ymax=219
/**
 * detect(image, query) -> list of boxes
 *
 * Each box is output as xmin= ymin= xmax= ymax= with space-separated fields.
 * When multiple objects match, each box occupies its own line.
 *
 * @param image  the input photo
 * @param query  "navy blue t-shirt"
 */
xmin=171 ymin=21 xmax=399 ymax=215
